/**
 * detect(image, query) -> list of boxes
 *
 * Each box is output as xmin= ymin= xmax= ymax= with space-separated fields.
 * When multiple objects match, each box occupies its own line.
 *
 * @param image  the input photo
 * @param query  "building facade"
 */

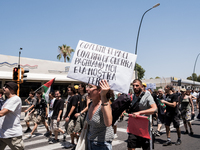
xmin=142 ymin=77 xmax=200 ymax=91
xmin=0 ymin=54 xmax=81 ymax=103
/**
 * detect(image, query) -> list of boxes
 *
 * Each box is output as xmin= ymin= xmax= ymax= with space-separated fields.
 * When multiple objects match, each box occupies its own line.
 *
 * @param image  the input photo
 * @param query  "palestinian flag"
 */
xmin=42 ymin=78 xmax=55 ymax=103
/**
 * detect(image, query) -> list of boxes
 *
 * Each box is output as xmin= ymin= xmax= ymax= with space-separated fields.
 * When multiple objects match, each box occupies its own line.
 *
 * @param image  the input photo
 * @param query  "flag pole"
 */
xmin=25 ymin=78 xmax=56 ymax=100
xmin=25 ymin=85 xmax=43 ymax=100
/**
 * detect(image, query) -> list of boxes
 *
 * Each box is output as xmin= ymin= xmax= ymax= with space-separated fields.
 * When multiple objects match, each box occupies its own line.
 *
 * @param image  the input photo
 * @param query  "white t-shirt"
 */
xmin=192 ymin=92 xmax=198 ymax=102
xmin=48 ymin=98 xmax=56 ymax=118
xmin=0 ymin=95 xmax=23 ymax=138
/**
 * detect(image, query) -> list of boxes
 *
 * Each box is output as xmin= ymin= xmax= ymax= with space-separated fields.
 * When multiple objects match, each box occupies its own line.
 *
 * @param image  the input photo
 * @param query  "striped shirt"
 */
xmin=86 ymin=103 xmax=114 ymax=142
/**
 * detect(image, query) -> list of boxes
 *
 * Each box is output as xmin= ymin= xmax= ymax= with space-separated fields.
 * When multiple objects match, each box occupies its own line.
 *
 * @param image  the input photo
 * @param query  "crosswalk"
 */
xmin=5 ymin=118 xmax=128 ymax=150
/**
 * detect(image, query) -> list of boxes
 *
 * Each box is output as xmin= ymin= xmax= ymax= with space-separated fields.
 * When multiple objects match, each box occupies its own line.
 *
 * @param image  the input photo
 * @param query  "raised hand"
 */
xmin=99 ymin=79 xmax=110 ymax=97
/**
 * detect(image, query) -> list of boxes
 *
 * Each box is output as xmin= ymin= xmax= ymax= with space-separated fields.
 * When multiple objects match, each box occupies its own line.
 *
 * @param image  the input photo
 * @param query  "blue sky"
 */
xmin=1 ymin=0 xmax=200 ymax=79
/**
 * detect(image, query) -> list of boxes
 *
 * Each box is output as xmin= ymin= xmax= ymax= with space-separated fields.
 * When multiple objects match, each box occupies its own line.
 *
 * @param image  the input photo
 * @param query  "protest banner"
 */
xmin=127 ymin=114 xmax=150 ymax=139
xmin=67 ymin=40 xmax=137 ymax=94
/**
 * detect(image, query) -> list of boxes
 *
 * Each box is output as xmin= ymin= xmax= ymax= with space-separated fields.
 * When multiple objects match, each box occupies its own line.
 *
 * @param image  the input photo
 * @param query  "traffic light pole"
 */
xmin=17 ymin=48 xmax=23 ymax=96
xmin=12 ymin=48 xmax=29 ymax=96
xmin=17 ymin=50 xmax=22 ymax=96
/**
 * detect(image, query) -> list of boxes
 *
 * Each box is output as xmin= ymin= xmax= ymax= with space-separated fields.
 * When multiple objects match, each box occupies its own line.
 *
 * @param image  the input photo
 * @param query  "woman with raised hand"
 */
xmin=86 ymin=79 xmax=114 ymax=150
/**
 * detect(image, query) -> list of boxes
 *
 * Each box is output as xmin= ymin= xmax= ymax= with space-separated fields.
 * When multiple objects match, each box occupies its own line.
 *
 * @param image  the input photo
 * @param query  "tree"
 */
xmin=192 ymin=73 xmax=197 ymax=81
xmin=155 ymin=76 xmax=160 ymax=79
xmin=57 ymin=44 xmax=74 ymax=62
xmin=187 ymin=76 xmax=192 ymax=80
xmin=197 ymin=75 xmax=200 ymax=82
xmin=135 ymin=63 xmax=145 ymax=80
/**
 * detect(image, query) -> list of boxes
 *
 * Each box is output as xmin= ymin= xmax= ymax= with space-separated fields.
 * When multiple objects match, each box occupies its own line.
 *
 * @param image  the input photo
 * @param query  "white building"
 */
xmin=142 ymin=77 xmax=200 ymax=91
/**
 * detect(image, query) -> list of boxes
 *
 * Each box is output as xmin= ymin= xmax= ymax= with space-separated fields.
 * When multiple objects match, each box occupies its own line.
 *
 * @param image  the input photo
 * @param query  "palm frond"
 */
xmin=57 ymin=54 xmax=62 ymax=60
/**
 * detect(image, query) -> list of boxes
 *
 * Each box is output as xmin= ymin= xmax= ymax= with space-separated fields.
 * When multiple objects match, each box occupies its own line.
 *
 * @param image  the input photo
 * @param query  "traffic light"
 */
xmin=13 ymin=67 xmax=19 ymax=81
xmin=178 ymin=79 xmax=181 ymax=86
xmin=20 ymin=68 xmax=29 ymax=83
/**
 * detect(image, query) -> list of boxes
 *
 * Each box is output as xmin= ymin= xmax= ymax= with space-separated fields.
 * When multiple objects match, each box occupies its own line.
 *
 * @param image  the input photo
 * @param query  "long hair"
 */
xmin=36 ymin=91 xmax=42 ymax=98
xmin=68 ymin=85 xmax=76 ymax=94
xmin=80 ymin=83 xmax=87 ymax=93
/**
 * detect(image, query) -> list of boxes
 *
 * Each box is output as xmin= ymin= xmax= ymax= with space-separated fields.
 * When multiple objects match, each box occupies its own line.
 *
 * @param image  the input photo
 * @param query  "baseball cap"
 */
xmin=180 ymin=88 xmax=186 ymax=92
xmin=74 ymin=85 xmax=79 ymax=90
xmin=142 ymin=82 xmax=147 ymax=87
xmin=4 ymin=82 xmax=18 ymax=93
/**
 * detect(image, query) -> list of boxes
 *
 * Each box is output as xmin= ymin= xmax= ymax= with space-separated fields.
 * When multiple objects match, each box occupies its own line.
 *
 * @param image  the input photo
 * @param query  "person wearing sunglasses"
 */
xmin=0 ymin=82 xmax=24 ymax=150
xmin=86 ymin=80 xmax=114 ymax=150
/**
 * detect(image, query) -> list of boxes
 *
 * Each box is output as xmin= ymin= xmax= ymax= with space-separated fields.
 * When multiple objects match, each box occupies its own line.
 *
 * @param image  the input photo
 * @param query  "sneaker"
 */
xmin=190 ymin=131 xmax=194 ymax=136
xmin=163 ymin=140 xmax=172 ymax=146
xmin=26 ymin=133 xmax=32 ymax=139
xmin=114 ymin=134 xmax=118 ymax=139
xmin=63 ymin=134 xmax=66 ymax=142
xmin=184 ymin=130 xmax=189 ymax=134
xmin=44 ymin=131 xmax=51 ymax=137
xmin=197 ymin=113 xmax=200 ymax=119
xmin=191 ymin=114 xmax=195 ymax=120
xmin=175 ymin=139 xmax=181 ymax=145
xmin=154 ymin=130 xmax=161 ymax=136
xmin=64 ymin=143 xmax=76 ymax=148
xmin=49 ymin=138 xmax=59 ymax=144
xmin=24 ymin=128 xmax=32 ymax=133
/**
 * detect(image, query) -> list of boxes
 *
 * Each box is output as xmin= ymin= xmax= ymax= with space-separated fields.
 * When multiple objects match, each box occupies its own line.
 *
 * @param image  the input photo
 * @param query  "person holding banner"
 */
xmin=127 ymin=79 xmax=157 ymax=150
xmin=86 ymin=79 xmax=114 ymax=150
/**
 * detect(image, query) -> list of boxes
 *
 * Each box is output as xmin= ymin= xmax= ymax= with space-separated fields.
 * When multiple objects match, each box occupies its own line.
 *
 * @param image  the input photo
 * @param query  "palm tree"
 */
xmin=57 ymin=44 xmax=74 ymax=62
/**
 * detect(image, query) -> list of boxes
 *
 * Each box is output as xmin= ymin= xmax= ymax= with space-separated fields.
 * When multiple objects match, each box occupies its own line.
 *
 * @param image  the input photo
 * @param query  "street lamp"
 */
xmin=192 ymin=53 xmax=200 ymax=89
xmin=134 ymin=3 xmax=160 ymax=79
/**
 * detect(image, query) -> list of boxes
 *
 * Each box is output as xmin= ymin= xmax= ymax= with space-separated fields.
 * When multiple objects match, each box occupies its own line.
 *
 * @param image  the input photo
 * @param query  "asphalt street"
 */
xmin=4 ymin=110 xmax=200 ymax=150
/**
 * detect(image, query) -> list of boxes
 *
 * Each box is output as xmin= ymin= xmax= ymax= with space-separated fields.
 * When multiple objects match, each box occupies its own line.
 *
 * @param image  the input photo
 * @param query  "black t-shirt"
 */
xmin=79 ymin=93 xmax=88 ymax=112
xmin=64 ymin=95 xmax=79 ymax=120
xmin=35 ymin=98 xmax=47 ymax=117
xmin=165 ymin=93 xmax=178 ymax=116
xmin=52 ymin=98 xmax=64 ymax=120
xmin=156 ymin=96 xmax=166 ymax=115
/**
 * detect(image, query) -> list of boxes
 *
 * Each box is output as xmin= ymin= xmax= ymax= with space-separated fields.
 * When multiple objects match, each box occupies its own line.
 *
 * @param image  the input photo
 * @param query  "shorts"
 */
xmin=50 ymin=119 xmax=60 ymax=131
xmin=165 ymin=114 xmax=180 ymax=128
xmin=65 ymin=119 xmax=75 ymax=134
xmin=36 ymin=115 xmax=45 ymax=124
xmin=127 ymin=133 xmax=150 ymax=149
xmin=74 ymin=114 xmax=86 ymax=133
xmin=157 ymin=113 xmax=165 ymax=124
xmin=0 ymin=136 xmax=24 ymax=150
xmin=181 ymin=109 xmax=191 ymax=121
xmin=24 ymin=113 xmax=37 ymax=124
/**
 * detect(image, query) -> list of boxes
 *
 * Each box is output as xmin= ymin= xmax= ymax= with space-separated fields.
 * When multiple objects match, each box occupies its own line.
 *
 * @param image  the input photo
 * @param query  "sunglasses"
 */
xmin=133 ymin=85 xmax=139 ymax=87
xmin=3 ymin=85 xmax=9 ymax=89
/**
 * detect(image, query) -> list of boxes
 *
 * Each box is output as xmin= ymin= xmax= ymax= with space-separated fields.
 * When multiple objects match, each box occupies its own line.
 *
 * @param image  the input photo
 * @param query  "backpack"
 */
xmin=111 ymin=94 xmax=131 ymax=126
xmin=127 ymin=92 xmax=145 ymax=113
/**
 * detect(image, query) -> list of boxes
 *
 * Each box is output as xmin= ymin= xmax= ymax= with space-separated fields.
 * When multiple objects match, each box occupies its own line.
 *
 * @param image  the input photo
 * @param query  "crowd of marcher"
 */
xmin=0 ymin=80 xmax=200 ymax=150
